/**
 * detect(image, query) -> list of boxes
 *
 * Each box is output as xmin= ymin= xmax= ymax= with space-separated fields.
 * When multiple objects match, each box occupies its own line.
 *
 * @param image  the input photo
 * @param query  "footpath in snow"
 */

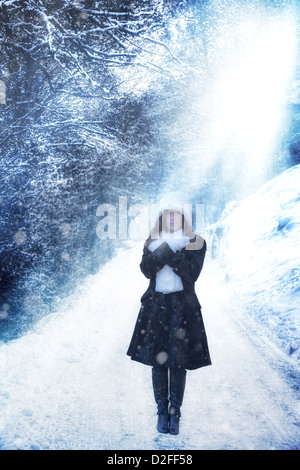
xmin=0 ymin=242 xmax=299 ymax=450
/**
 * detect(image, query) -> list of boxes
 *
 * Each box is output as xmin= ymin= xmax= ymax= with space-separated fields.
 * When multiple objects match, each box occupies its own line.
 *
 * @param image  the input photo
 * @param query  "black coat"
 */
xmin=127 ymin=235 xmax=212 ymax=370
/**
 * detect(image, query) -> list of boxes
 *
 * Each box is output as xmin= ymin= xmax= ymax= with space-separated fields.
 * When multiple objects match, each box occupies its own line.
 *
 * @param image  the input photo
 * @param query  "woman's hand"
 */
xmin=151 ymin=242 xmax=174 ymax=265
xmin=140 ymin=243 xmax=174 ymax=279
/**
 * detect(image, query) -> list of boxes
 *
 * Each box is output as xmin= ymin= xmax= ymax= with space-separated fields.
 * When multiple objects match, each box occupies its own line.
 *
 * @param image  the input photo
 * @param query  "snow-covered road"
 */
xmin=0 ymin=243 xmax=299 ymax=450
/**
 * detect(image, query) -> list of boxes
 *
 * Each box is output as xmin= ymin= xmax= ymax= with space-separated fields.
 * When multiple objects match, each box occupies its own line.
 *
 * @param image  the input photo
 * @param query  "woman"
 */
xmin=127 ymin=192 xmax=211 ymax=435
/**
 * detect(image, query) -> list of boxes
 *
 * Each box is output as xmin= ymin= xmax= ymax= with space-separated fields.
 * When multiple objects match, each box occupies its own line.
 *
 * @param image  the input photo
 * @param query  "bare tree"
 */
xmin=0 ymin=0 xmax=188 ymax=337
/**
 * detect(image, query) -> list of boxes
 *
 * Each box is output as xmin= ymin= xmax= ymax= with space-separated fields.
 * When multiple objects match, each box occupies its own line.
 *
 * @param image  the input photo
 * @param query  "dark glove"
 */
xmin=140 ymin=242 xmax=177 ymax=279
xmin=152 ymin=242 xmax=174 ymax=266
xmin=167 ymin=249 xmax=184 ymax=269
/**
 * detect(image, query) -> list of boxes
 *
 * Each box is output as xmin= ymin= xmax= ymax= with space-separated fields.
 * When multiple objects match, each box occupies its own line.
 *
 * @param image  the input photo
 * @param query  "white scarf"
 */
xmin=148 ymin=230 xmax=190 ymax=294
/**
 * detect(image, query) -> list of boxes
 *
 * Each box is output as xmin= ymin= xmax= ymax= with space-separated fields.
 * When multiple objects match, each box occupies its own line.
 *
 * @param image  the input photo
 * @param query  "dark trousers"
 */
xmin=152 ymin=364 xmax=186 ymax=417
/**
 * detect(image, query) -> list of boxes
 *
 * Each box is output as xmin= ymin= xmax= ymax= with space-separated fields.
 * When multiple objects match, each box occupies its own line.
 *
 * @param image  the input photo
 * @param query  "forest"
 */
xmin=0 ymin=0 xmax=299 ymax=340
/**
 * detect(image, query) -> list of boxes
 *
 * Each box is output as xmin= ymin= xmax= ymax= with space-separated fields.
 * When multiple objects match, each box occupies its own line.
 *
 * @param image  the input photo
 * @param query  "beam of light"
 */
xmin=212 ymin=12 xmax=297 ymax=185
xmin=167 ymin=5 xmax=298 ymax=207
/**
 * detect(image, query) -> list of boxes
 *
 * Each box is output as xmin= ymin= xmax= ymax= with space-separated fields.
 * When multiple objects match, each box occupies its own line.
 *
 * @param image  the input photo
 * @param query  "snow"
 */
xmin=210 ymin=164 xmax=300 ymax=360
xmin=0 ymin=166 xmax=299 ymax=450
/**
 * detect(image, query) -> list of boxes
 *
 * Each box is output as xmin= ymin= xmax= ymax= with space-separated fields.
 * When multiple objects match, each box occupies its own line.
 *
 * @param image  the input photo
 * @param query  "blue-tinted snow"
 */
xmin=210 ymin=164 xmax=300 ymax=359
xmin=0 ymin=166 xmax=299 ymax=450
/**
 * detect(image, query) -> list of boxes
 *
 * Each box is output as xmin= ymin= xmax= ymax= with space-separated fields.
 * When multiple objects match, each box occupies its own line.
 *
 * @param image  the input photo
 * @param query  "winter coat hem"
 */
xmin=127 ymin=236 xmax=212 ymax=371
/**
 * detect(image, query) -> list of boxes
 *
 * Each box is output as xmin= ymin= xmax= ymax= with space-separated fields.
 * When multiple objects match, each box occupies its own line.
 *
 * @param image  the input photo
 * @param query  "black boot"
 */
xmin=169 ymin=414 xmax=180 ymax=435
xmin=169 ymin=368 xmax=186 ymax=435
xmin=152 ymin=366 xmax=169 ymax=433
xmin=157 ymin=414 xmax=169 ymax=433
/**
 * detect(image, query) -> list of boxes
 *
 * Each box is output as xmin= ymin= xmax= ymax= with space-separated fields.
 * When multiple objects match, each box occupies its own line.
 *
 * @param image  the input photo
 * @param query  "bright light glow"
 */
xmin=170 ymin=7 xmax=298 ymax=199
xmin=212 ymin=12 xmax=297 ymax=186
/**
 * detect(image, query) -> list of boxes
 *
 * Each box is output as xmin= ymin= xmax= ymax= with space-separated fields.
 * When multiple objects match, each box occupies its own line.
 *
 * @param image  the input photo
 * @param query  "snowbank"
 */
xmin=209 ymin=164 xmax=300 ymax=359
